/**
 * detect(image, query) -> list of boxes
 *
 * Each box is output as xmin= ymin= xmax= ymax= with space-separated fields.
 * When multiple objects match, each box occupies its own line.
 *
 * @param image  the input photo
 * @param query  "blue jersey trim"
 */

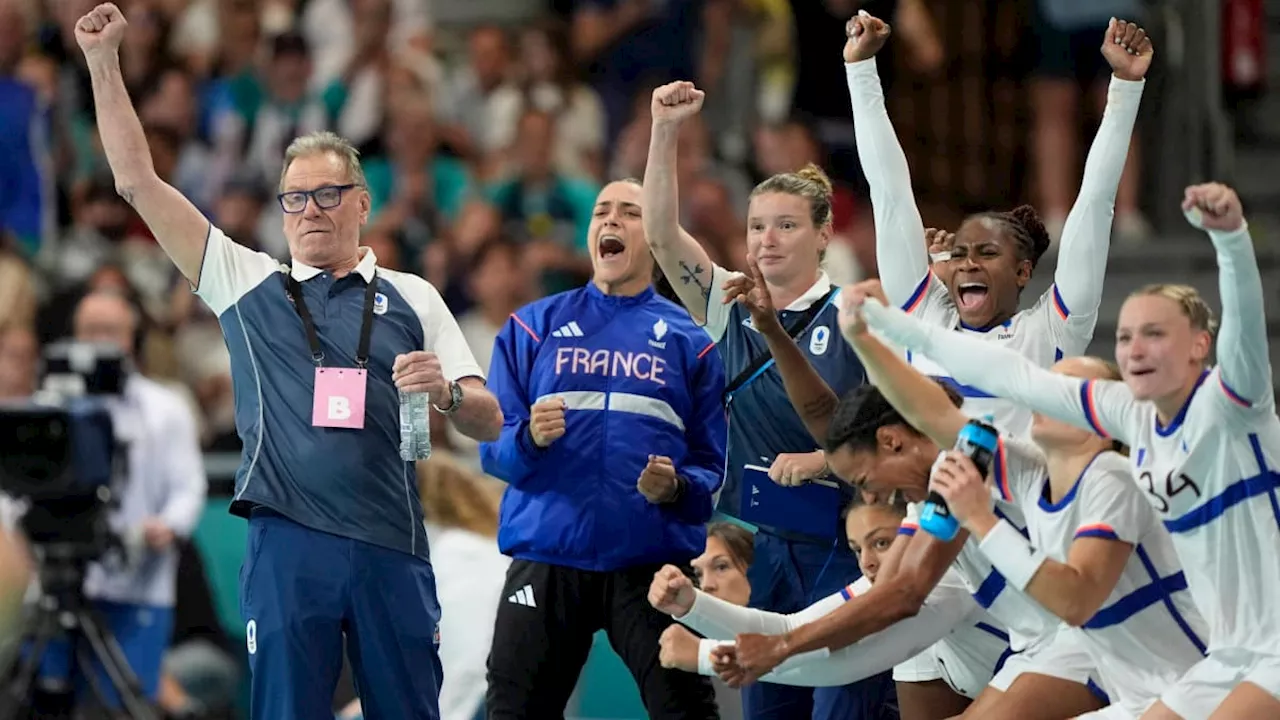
xmin=972 ymin=571 xmax=1006 ymax=609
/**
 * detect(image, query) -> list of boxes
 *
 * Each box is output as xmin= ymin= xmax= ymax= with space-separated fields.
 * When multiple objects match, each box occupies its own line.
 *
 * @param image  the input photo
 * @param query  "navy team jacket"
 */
xmin=480 ymin=282 xmax=727 ymax=572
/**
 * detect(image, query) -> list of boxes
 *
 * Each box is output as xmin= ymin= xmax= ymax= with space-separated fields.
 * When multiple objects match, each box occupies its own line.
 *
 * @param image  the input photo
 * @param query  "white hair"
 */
xmin=279 ymin=131 xmax=367 ymax=192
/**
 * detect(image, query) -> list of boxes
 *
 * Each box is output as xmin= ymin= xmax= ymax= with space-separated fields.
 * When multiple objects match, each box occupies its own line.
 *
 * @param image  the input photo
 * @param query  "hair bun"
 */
xmin=1009 ymin=204 xmax=1051 ymax=262
xmin=794 ymin=163 xmax=834 ymax=200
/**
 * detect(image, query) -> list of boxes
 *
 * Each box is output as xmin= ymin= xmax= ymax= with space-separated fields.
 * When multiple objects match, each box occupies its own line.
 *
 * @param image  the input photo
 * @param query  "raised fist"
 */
xmin=1101 ymin=18 xmax=1154 ymax=82
xmin=1182 ymin=183 xmax=1244 ymax=233
xmin=75 ymin=4 xmax=128 ymax=60
xmin=648 ymin=564 xmax=696 ymax=617
xmin=651 ymin=81 xmax=705 ymax=126
xmin=529 ymin=397 xmax=567 ymax=448
xmin=844 ymin=10 xmax=891 ymax=64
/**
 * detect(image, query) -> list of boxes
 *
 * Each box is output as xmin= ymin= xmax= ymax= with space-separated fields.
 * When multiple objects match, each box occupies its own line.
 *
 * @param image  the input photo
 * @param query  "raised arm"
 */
xmin=859 ymin=298 xmax=1141 ymax=446
xmin=1051 ymin=21 xmax=1151 ymax=333
xmin=76 ymin=4 xmax=211 ymax=284
xmin=837 ymin=282 xmax=968 ymax=448
xmin=843 ymin=13 xmax=930 ymax=306
xmin=641 ymin=83 xmax=722 ymax=330
xmin=1185 ymin=184 xmax=1273 ymax=408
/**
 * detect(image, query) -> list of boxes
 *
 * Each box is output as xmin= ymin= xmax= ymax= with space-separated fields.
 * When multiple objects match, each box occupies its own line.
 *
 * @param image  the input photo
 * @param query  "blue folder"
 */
xmin=738 ymin=464 xmax=845 ymax=541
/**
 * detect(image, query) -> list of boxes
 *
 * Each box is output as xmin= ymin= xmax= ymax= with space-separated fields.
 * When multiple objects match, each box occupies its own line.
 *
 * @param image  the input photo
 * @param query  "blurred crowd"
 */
xmin=1 ymin=0 xmax=954 ymax=462
xmin=0 ymin=0 xmax=1164 ymax=451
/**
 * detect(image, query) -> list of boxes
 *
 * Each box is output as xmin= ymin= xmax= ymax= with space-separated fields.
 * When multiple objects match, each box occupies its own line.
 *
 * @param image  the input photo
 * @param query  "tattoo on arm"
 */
xmin=678 ymin=261 xmax=712 ymax=301
xmin=801 ymin=395 xmax=838 ymax=422
xmin=119 ymin=189 xmax=135 ymax=206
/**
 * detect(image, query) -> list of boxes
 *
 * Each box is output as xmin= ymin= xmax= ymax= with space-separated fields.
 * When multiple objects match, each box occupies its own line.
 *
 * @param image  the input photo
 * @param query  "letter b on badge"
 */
xmin=313 ymin=368 xmax=368 ymax=429
xmin=328 ymin=396 xmax=351 ymax=420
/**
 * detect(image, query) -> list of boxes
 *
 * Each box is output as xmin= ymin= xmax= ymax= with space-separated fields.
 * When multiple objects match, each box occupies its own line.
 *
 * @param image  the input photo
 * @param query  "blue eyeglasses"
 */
xmin=277 ymin=184 xmax=360 ymax=214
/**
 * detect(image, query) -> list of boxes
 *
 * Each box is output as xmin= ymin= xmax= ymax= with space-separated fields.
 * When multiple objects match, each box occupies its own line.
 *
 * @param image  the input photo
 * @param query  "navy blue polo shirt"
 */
xmin=195 ymin=225 xmax=484 ymax=560
xmin=702 ymin=267 xmax=867 ymax=528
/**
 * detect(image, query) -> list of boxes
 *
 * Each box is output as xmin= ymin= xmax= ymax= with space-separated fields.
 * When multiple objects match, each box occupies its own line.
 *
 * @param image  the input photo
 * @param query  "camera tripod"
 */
xmin=0 ymin=542 xmax=157 ymax=720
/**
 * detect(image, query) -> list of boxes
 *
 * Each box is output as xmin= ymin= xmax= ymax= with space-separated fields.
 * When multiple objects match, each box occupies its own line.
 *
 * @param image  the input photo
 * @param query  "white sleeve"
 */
xmin=700 ymin=264 xmax=741 ymax=343
xmin=844 ymin=60 xmax=930 ymax=309
xmin=156 ymin=389 xmax=207 ymax=537
xmin=677 ymin=589 xmax=849 ymax=640
xmin=862 ymin=299 xmax=1143 ymax=445
xmin=1207 ymin=225 xmax=1273 ymax=411
xmin=1046 ymin=77 xmax=1145 ymax=353
xmin=194 ymin=225 xmax=286 ymax=316
xmin=386 ymin=272 xmax=486 ymax=382
xmin=735 ymin=580 xmax=980 ymax=687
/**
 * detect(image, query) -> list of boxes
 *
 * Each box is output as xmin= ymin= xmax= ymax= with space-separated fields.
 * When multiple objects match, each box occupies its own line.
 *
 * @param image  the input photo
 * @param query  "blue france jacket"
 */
xmin=480 ymin=283 xmax=727 ymax=571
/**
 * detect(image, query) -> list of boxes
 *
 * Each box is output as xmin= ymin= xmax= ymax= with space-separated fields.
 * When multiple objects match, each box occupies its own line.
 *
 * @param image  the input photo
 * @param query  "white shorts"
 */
xmin=1161 ymin=648 xmax=1280 ymax=719
xmin=989 ymin=628 xmax=1108 ymax=701
xmin=894 ymin=626 xmax=1009 ymax=700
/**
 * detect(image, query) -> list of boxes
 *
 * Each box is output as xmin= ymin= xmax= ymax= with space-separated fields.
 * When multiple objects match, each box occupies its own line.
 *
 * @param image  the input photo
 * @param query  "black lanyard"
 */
xmin=286 ymin=270 xmax=378 ymax=368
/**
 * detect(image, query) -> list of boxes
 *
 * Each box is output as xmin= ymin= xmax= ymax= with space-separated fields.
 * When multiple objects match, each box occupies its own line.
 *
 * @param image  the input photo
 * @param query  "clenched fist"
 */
xmin=637 ymin=455 xmax=682 ymax=503
xmin=1101 ymin=18 xmax=1154 ymax=82
xmin=529 ymin=397 xmax=567 ymax=448
xmin=658 ymin=624 xmax=701 ymax=671
xmin=648 ymin=564 xmax=696 ymax=617
xmin=651 ymin=81 xmax=705 ymax=126
xmin=75 ymin=4 xmax=128 ymax=60
xmin=767 ymin=451 xmax=828 ymax=487
xmin=844 ymin=10 xmax=891 ymax=64
xmin=1183 ymin=183 xmax=1244 ymax=233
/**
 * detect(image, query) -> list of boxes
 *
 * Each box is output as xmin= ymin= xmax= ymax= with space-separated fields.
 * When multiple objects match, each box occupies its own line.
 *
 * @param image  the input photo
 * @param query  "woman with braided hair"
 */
xmin=843 ymin=10 xmax=1154 ymax=437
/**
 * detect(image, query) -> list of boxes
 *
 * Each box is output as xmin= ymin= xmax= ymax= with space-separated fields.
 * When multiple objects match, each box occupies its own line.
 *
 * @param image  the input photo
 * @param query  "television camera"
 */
xmin=0 ymin=341 xmax=157 ymax=720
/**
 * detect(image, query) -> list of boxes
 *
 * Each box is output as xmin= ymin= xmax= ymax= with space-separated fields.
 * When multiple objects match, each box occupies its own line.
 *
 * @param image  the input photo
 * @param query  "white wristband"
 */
xmin=979 ymin=519 xmax=1048 ymax=592
xmin=698 ymin=639 xmax=733 ymax=676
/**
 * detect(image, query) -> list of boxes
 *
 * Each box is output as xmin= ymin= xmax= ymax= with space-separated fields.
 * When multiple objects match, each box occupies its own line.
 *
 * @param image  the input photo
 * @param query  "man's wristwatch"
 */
xmin=432 ymin=380 xmax=464 ymax=415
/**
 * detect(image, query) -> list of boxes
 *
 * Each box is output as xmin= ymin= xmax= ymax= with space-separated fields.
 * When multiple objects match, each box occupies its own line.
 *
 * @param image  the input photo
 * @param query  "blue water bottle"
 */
xmin=919 ymin=418 xmax=1000 ymax=541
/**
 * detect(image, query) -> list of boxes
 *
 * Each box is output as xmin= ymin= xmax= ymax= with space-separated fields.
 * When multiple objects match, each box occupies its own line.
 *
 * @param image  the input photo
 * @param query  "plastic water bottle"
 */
xmin=919 ymin=417 xmax=1000 ymax=541
xmin=398 ymin=391 xmax=432 ymax=461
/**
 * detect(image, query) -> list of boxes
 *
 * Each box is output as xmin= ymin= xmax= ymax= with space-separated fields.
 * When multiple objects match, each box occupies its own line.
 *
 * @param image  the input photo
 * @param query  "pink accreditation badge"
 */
xmin=312 ymin=367 xmax=368 ymax=429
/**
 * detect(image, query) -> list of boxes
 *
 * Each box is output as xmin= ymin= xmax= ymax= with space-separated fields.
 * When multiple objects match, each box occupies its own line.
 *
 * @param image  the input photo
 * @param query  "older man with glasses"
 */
xmin=74 ymin=4 xmax=504 ymax=719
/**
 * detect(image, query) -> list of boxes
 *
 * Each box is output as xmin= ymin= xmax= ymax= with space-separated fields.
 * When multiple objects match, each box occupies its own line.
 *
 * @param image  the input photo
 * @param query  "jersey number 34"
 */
xmin=1139 ymin=470 xmax=1203 ymax=514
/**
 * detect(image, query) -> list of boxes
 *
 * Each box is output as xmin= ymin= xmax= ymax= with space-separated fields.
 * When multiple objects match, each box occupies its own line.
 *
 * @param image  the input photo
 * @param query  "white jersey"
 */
xmin=1000 ymin=442 xmax=1208 ymax=714
xmin=844 ymin=59 xmax=1143 ymax=437
xmin=861 ymin=223 xmax=1280 ymax=662
xmin=901 ymin=439 xmax=1061 ymax=653
xmin=679 ymin=571 xmax=1008 ymax=698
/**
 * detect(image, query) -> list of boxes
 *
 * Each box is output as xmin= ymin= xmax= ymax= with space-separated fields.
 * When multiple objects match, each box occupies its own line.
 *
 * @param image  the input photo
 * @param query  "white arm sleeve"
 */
xmin=693 ymin=579 xmax=981 ymax=687
xmin=677 ymin=589 xmax=851 ymax=640
xmin=861 ymin=299 xmax=1142 ymax=445
xmin=845 ymin=60 xmax=930 ymax=308
xmin=1208 ymin=225 xmax=1273 ymax=409
xmin=1049 ymin=77 xmax=1145 ymax=346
